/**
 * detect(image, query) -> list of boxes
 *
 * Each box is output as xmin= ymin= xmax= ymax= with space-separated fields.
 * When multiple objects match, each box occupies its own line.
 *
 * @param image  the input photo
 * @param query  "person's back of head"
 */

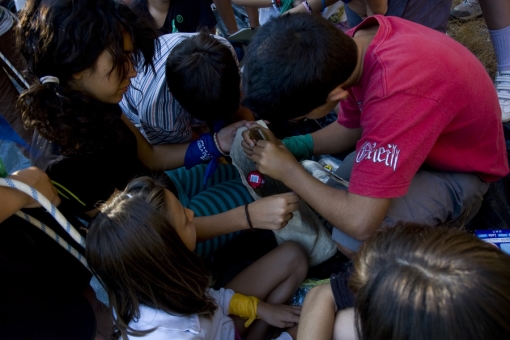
xmin=350 ymin=225 xmax=510 ymax=340
xmin=241 ymin=13 xmax=357 ymax=121
xmin=86 ymin=176 xmax=216 ymax=339
xmin=17 ymin=0 xmax=156 ymax=154
xmin=165 ymin=32 xmax=240 ymax=123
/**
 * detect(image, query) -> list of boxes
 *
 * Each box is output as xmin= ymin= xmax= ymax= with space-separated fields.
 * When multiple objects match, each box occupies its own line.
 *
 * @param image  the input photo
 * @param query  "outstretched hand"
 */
xmin=9 ymin=167 xmax=60 ymax=208
xmin=241 ymin=124 xmax=281 ymax=157
xmin=247 ymin=192 xmax=299 ymax=230
xmin=257 ymin=300 xmax=301 ymax=329
xmin=216 ymin=120 xmax=253 ymax=154
xmin=247 ymin=140 xmax=300 ymax=182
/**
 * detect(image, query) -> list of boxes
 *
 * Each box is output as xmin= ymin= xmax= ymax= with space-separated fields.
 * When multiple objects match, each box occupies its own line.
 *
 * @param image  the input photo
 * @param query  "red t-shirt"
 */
xmin=338 ymin=15 xmax=509 ymax=198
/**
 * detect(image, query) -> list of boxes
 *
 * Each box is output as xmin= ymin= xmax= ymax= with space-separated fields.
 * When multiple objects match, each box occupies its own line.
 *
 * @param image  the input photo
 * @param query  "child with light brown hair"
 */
xmin=297 ymin=225 xmax=510 ymax=340
xmin=86 ymin=176 xmax=308 ymax=340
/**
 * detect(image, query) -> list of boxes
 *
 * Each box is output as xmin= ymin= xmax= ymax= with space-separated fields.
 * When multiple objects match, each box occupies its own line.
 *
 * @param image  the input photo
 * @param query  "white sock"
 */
xmin=489 ymin=25 xmax=510 ymax=72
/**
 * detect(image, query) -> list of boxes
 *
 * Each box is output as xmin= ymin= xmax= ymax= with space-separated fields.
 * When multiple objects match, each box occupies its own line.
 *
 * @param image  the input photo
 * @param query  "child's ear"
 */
xmin=72 ymin=70 xmax=84 ymax=80
xmin=327 ymin=85 xmax=349 ymax=102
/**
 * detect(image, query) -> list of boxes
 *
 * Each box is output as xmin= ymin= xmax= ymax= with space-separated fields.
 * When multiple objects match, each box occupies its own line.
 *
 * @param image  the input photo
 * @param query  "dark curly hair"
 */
xmin=17 ymin=0 xmax=157 ymax=155
xmin=86 ymin=176 xmax=217 ymax=339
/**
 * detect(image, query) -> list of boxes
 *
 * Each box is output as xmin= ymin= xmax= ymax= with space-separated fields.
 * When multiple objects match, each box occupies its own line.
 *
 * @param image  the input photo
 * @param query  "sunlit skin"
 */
xmin=164 ymin=189 xmax=197 ymax=251
xmin=71 ymin=33 xmax=136 ymax=104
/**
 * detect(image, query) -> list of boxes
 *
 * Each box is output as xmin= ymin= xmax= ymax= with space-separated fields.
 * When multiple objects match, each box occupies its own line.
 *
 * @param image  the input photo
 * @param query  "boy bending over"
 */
xmin=241 ymin=14 xmax=509 ymax=256
xmin=120 ymin=31 xmax=244 ymax=145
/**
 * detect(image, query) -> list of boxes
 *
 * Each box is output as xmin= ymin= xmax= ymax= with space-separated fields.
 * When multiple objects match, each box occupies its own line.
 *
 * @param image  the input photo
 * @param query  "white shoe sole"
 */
xmin=450 ymin=12 xmax=483 ymax=20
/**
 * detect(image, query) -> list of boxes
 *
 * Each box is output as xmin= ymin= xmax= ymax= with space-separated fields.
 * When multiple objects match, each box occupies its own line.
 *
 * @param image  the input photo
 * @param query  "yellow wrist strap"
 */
xmin=228 ymin=293 xmax=261 ymax=327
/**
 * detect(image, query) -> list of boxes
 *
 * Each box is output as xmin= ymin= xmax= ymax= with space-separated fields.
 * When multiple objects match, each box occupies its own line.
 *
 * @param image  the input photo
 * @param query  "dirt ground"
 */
xmin=448 ymin=0 xmax=497 ymax=77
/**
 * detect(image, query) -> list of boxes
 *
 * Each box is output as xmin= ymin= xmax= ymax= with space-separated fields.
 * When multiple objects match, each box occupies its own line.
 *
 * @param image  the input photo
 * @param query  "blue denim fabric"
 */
xmin=345 ymin=0 xmax=452 ymax=33
xmin=331 ymin=152 xmax=490 ymax=252
xmin=213 ymin=3 xmax=250 ymax=38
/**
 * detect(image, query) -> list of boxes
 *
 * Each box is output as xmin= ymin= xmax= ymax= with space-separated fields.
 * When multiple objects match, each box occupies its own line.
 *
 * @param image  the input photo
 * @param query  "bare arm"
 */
xmin=245 ymin=6 xmax=261 ymax=27
xmin=121 ymin=114 xmax=188 ymax=170
xmin=122 ymin=114 xmax=248 ymax=171
xmin=347 ymin=0 xmax=368 ymax=18
xmin=365 ymin=0 xmax=388 ymax=16
xmin=213 ymin=0 xmax=239 ymax=34
xmin=278 ymin=156 xmax=389 ymax=240
xmin=286 ymin=0 xmax=341 ymax=15
xmin=347 ymin=0 xmax=387 ymax=19
xmin=311 ymin=121 xmax=362 ymax=156
xmin=194 ymin=192 xmax=299 ymax=241
xmin=245 ymin=139 xmax=389 ymax=241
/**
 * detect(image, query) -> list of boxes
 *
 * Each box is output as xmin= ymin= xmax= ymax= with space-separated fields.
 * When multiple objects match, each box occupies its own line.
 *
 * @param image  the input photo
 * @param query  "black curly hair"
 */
xmin=17 ymin=0 xmax=157 ymax=155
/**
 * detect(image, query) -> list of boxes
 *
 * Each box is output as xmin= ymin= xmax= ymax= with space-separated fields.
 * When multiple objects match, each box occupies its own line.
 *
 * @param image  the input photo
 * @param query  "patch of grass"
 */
xmin=447 ymin=0 xmax=497 ymax=77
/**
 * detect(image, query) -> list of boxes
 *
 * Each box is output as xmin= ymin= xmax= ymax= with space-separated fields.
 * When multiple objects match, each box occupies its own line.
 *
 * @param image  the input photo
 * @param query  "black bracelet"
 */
xmin=245 ymin=203 xmax=254 ymax=229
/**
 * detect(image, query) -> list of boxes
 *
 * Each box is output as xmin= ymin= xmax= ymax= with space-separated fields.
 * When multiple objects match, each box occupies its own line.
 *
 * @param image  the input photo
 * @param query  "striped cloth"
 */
xmin=120 ymin=32 xmax=234 ymax=145
xmin=167 ymin=163 xmax=254 ymax=257
xmin=0 ymin=6 xmax=14 ymax=37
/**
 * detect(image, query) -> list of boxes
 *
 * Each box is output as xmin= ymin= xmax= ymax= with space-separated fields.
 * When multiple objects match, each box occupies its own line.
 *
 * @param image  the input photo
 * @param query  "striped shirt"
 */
xmin=120 ymin=33 xmax=234 ymax=145
xmin=0 ymin=6 xmax=14 ymax=37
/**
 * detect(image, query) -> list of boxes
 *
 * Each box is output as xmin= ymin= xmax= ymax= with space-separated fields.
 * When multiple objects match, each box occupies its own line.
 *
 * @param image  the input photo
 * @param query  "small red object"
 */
xmin=247 ymin=170 xmax=265 ymax=189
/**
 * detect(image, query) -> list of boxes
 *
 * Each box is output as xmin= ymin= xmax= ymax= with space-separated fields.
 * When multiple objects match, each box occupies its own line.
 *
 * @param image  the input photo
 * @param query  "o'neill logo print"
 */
xmin=356 ymin=141 xmax=400 ymax=171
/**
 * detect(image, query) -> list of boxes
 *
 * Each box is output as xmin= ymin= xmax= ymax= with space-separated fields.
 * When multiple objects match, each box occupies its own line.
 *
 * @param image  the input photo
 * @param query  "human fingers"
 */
xmin=11 ymin=167 xmax=61 ymax=208
xmin=252 ymin=140 xmax=269 ymax=151
xmin=281 ymin=310 xmax=300 ymax=324
xmin=218 ymin=121 xmax=249 ymax=152
xmin=241 ymin=140 xmax=254 ymax=156
xmin=247 ymin=152 xmax=261 ymax=164
xmin=244 ymin=121 xmax=264 ymax=128
xmin=288 ymin=305 xmax=302 ymax=315
xmin=218 ymin=121 xmax=245 ymax=138
xmin=277 ymin=191 xmax=299 ymax=204
xmin=276 ymin=213 xmax=293 ymax=228
xmin=242 ymin=128 xmax=255 ymax=148
xmin=258 ymin=127 xmax=279 ymax=144
xmin=287 ymin=200 xmax=300 ymax=213
xmin=230 ymin=119 xmax=248 ymax=129
xmin=250 ymin=143 xmax=268 ymax=159
xmin=270 ymin=193 xmax=299 ymax=214
xmin=284 ymin=212 xmax=294 ymax=223
xmin=277 ymin=321 xmax=298 ymax=329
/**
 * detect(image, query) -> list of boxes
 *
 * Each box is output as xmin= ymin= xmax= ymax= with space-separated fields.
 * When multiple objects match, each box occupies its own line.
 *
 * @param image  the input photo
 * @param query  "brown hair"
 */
xmin=350 ymin=225 xmax=510 ymax=340
xmin=86 ymin=177 xmax=216 ymax=339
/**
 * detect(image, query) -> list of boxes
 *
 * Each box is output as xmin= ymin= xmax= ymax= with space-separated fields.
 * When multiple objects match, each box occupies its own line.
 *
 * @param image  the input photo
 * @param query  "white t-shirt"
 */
xmin=126 ymin=288 xmax=292 ymax=340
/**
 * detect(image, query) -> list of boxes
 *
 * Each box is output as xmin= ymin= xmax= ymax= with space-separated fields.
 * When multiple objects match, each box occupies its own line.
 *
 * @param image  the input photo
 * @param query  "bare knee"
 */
xmin=278 ymin=242 xmax=308 ymax=280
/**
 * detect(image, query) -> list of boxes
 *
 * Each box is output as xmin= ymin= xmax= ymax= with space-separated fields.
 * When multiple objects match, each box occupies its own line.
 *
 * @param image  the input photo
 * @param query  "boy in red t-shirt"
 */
xmin=240 ymin=13 xmax=509 ymax=256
